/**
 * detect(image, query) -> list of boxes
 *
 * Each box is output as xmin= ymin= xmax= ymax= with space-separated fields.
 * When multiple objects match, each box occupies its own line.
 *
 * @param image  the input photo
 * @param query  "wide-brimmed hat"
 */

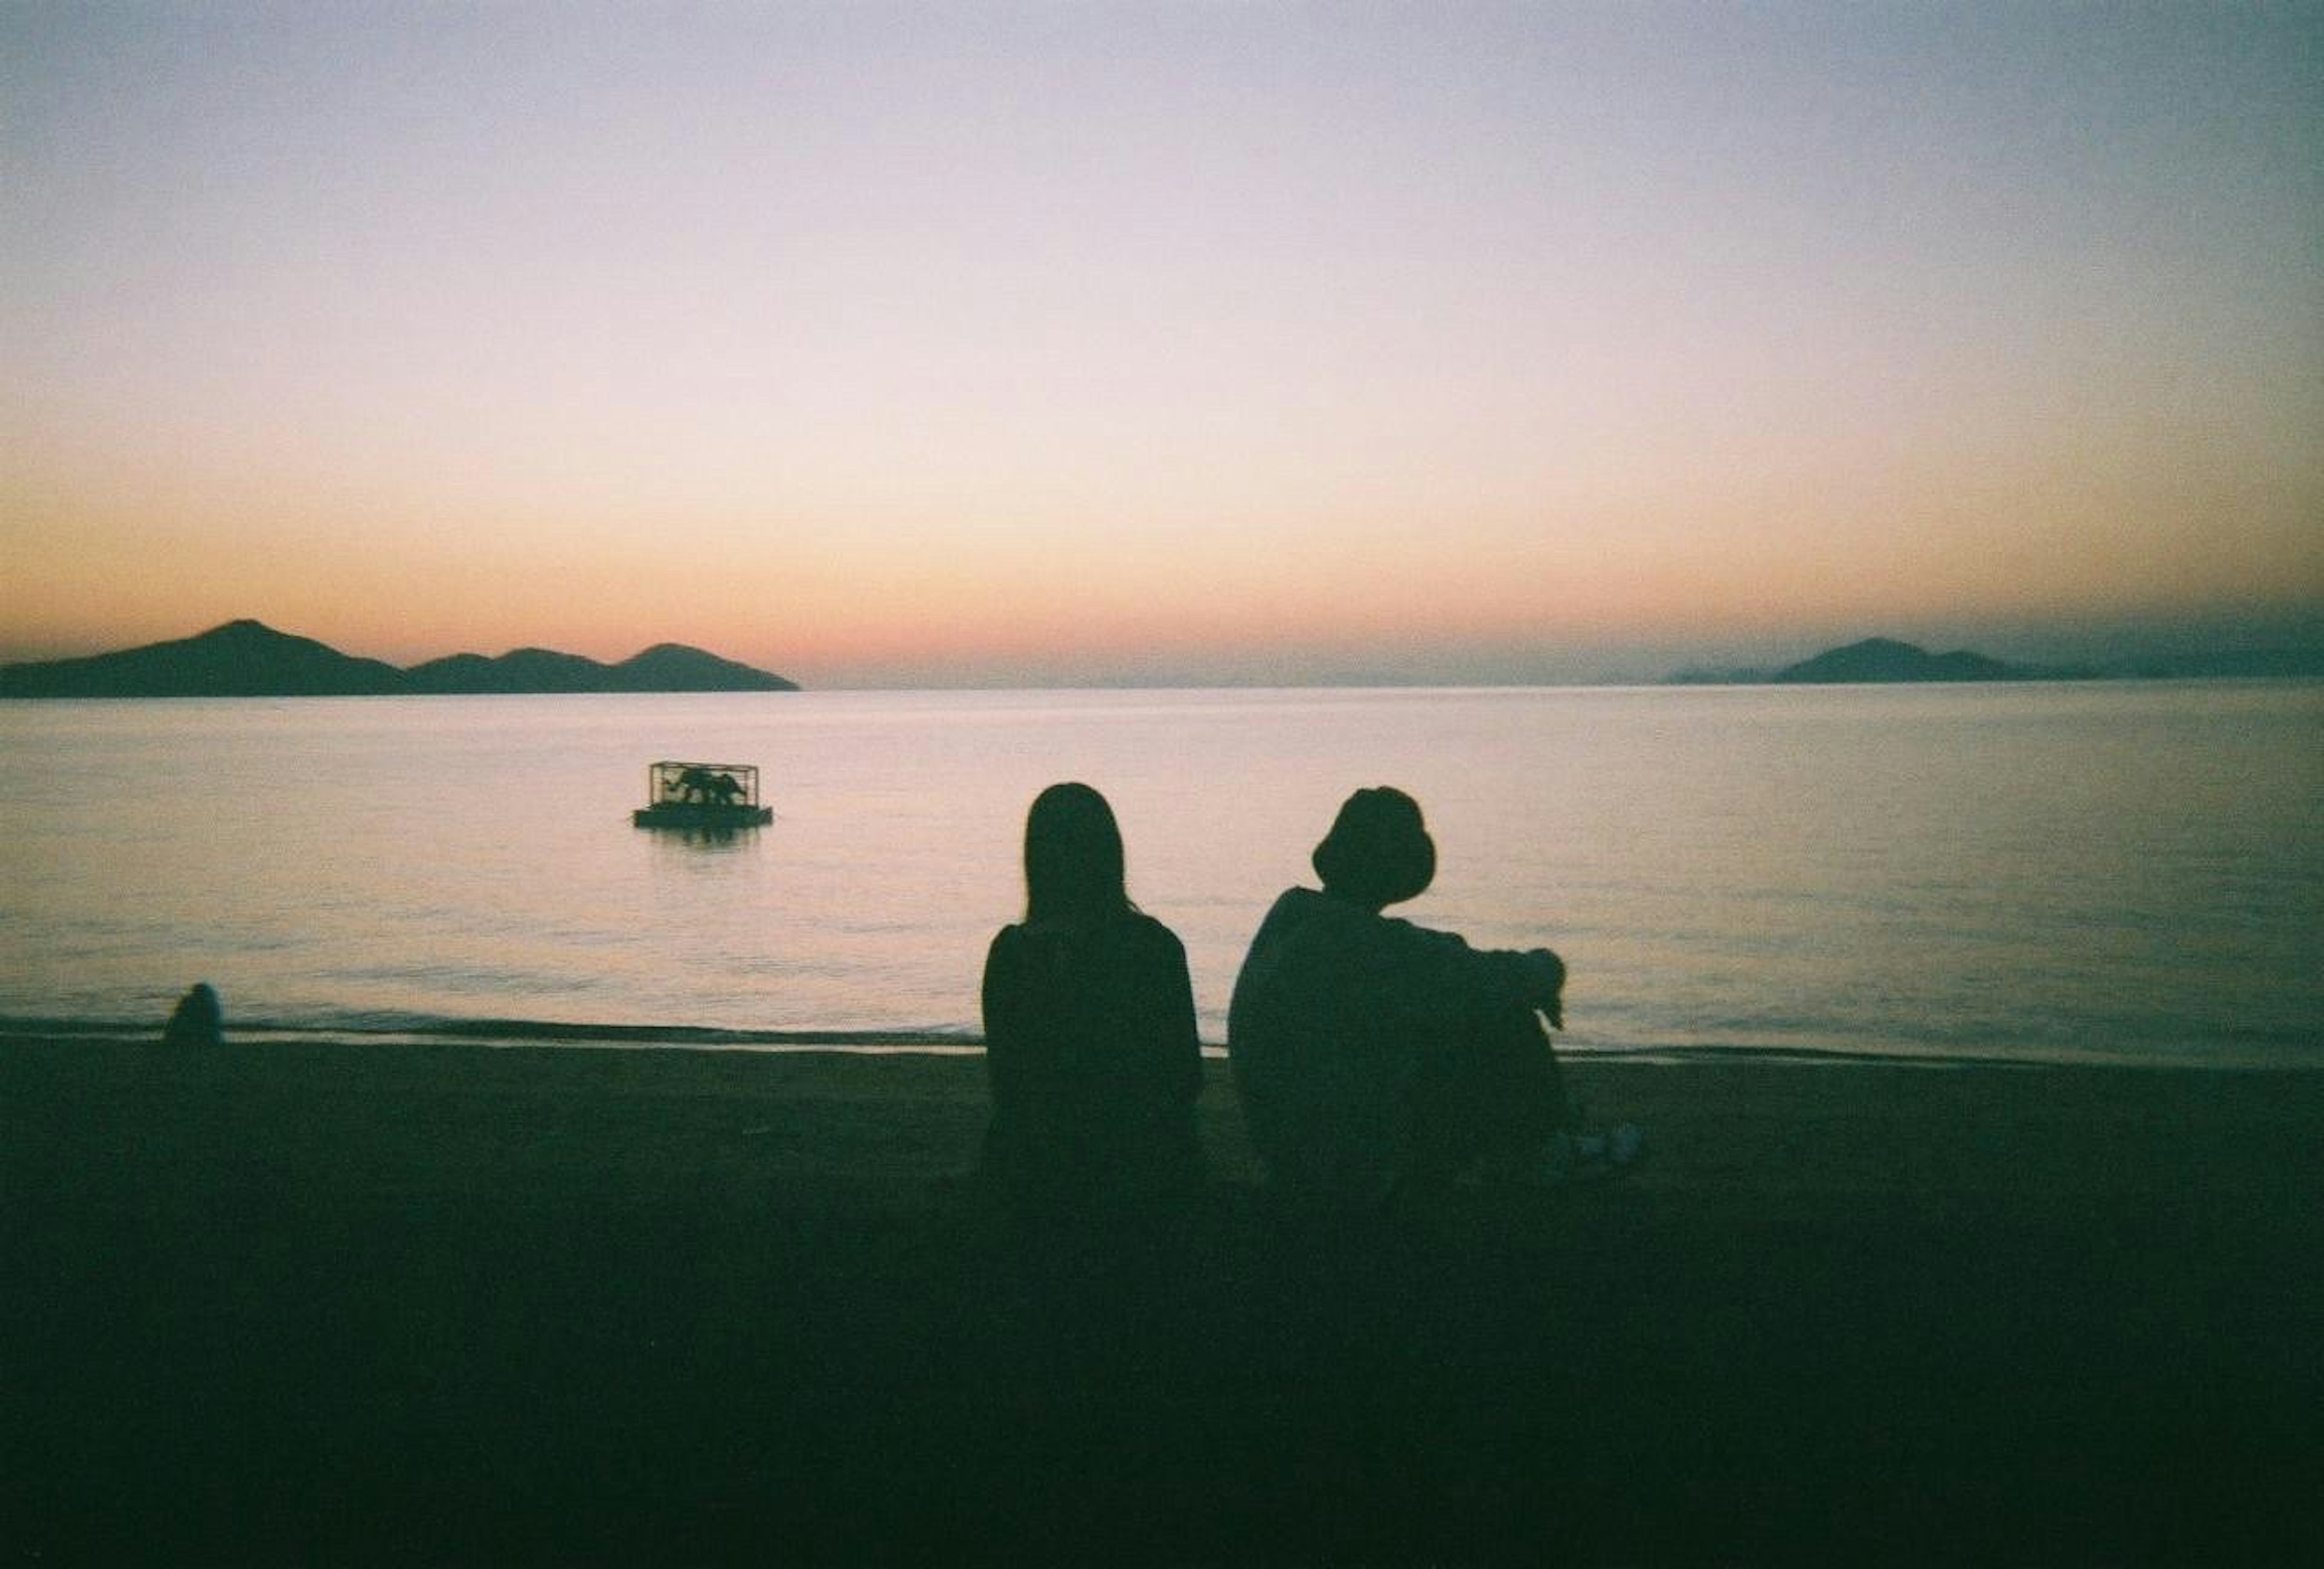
xmin=1311 ymin=786 xmax=1436 ymax=907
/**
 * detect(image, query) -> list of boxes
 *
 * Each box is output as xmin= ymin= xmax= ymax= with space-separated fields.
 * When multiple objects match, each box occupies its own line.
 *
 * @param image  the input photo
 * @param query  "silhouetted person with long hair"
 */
xmin=1230 ymin=787 xmax=1632 ymax=1210
xmin=981 ymin=783 xmax=1203 ymax=1225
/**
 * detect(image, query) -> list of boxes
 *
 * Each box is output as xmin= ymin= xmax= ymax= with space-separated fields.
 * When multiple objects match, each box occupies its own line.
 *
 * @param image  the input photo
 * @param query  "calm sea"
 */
xmin=2 ymin=684 xmax=2317 ymax=1068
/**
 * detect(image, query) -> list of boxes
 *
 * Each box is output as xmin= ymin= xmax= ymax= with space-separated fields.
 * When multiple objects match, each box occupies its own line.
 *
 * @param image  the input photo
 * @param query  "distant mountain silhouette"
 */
xmin=604 ymin=643 xmax=795 ymax=692
xmin=0 ymin=620 xmax=407 ymax=697
xmin=1 ymin=620 xmax=800 ymax=698
xmin=1773 ymin=637 xmax=2035 ymax=683
xmin=405 ymin=647 xmax=611 ymax=694
xmin=405 ymin=642 xmax=796 ymax=693
xmin=1664 ymin=637 xmax=2107 ymax=686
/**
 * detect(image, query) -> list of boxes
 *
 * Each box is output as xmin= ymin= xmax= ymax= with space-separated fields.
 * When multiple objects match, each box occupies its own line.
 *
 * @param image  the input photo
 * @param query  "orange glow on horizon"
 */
xmin=4 ymin=7 xmax=2318 ymax=684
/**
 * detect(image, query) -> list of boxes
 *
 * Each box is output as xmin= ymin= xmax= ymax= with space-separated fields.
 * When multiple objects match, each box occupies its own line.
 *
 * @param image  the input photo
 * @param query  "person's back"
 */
xmin=983 ymin=908 xmax=1201 ymax=1206
xmin=1230 ymin=887 xmax=1479 ymax=1202
xmin=980 ymin=783 xmax=1202 ymax=1219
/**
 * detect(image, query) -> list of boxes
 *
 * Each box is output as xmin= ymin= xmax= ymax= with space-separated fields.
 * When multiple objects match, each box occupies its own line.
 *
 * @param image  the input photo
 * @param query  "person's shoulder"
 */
xmin=1123 ymin=910 xmax=1189 ymax=956
xmin=1256 ymin=886 xmax=1324 ymax=925
xmin=1244 ymin=886 xmax=1339 ymax=945
xmin=1387 ymin=910 xmax=1471 ymax=940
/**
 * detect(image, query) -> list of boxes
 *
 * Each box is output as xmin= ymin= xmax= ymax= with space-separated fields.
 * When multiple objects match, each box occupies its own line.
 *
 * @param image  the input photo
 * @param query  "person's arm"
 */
xmin=1380 ymin=917 xmax=1566 ymax=1027
xmin=980 ymin=927 xmax=1027 ymax=1113
xmin=1119 ymin=919 xmax=1203 ymax=1108
xmin=1503 ymin=947 xmax=1566 ymax=1029
xmin=1160 ymin=929 xmax=1201 ymax=1107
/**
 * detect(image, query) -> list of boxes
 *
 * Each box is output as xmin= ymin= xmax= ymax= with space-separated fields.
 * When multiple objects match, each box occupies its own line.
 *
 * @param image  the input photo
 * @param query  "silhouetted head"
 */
xmin=1312 ymin=787 xmax=1436 ymax=910
xmin=1022 ymin=781 xmax=1132 ymax=928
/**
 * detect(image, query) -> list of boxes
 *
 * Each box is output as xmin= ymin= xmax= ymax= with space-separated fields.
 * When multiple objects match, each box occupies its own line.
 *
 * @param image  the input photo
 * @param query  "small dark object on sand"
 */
xmin=163 ymin=982 xmax=224 ymax=1048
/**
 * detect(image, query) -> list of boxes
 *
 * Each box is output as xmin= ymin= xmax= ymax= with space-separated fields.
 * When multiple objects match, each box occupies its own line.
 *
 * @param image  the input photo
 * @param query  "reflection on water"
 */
xmin=2 ymin=684 xmax=2318 ymax=1067
xmin=645 ymin=823 xmax=764 ymax=854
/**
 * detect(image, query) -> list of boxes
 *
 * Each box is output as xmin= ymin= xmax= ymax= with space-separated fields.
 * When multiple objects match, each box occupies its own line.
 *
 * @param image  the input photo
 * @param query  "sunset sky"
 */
xmin=5 ymin=2 xmax=2319 ymax=686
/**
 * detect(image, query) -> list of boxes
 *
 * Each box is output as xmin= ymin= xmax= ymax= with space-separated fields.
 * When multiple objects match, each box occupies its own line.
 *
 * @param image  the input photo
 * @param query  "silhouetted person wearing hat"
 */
xmin=1230 ymin=788 xmax=1624 ymax=1208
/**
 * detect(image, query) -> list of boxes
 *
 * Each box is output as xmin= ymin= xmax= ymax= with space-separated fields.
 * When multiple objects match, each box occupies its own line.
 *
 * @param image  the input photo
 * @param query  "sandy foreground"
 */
xmin=5 ymin=1036 xmax=2320 ymax=1565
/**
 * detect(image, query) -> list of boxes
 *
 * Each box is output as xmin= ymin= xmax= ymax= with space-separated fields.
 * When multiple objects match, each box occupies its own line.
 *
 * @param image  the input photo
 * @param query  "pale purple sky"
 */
xmin=5 ymin=2 xmax=2319 ymax=685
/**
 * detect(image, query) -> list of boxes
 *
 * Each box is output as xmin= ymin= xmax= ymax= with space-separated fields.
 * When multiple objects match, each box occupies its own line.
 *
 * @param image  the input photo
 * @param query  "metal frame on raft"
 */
xmin=632 ymin=761 xmax=773 ymax=827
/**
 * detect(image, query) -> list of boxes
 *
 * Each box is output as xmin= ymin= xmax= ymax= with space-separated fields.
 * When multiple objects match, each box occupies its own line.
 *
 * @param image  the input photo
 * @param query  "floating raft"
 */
xmin=632 ymin=761 xmax=772 ymax=828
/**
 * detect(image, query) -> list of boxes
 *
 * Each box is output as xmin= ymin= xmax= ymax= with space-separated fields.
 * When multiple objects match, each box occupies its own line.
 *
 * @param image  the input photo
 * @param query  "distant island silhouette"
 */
xmin=7 ymin=622 xmax=2317 ymax=697
xmin=1671 ymin=637 xmax=2095 ymax=685
xmin=1670 ymin=633 xmax=2324 ymax=686
xmin=0 ymin=620 xmax=801 ymax=699
xmin=1774 ymin=637 xmax=2081 ymax=684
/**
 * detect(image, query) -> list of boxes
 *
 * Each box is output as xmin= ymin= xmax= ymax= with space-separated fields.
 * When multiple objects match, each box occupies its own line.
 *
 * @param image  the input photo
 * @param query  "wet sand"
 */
xmin=5 ymin=1037 xmax=2320 ymax=1564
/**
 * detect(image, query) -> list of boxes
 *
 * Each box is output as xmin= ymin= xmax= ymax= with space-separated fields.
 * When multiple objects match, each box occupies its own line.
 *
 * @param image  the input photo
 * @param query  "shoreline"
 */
xmin=8 ymin=1036 xmax=2322 ymax=1562
xmin=5 ymin=1013 xmax=2313 ymax=1073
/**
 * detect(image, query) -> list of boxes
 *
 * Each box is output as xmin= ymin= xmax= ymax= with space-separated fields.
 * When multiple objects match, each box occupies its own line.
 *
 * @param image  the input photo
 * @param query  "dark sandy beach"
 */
xmin=5 ymin=1037 xmax=2320 ymax=1565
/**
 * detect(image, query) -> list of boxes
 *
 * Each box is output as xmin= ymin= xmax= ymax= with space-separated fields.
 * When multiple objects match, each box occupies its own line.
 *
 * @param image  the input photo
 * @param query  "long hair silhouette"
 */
xmin=1022 ymin=781 xmax=1133 ymax=929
